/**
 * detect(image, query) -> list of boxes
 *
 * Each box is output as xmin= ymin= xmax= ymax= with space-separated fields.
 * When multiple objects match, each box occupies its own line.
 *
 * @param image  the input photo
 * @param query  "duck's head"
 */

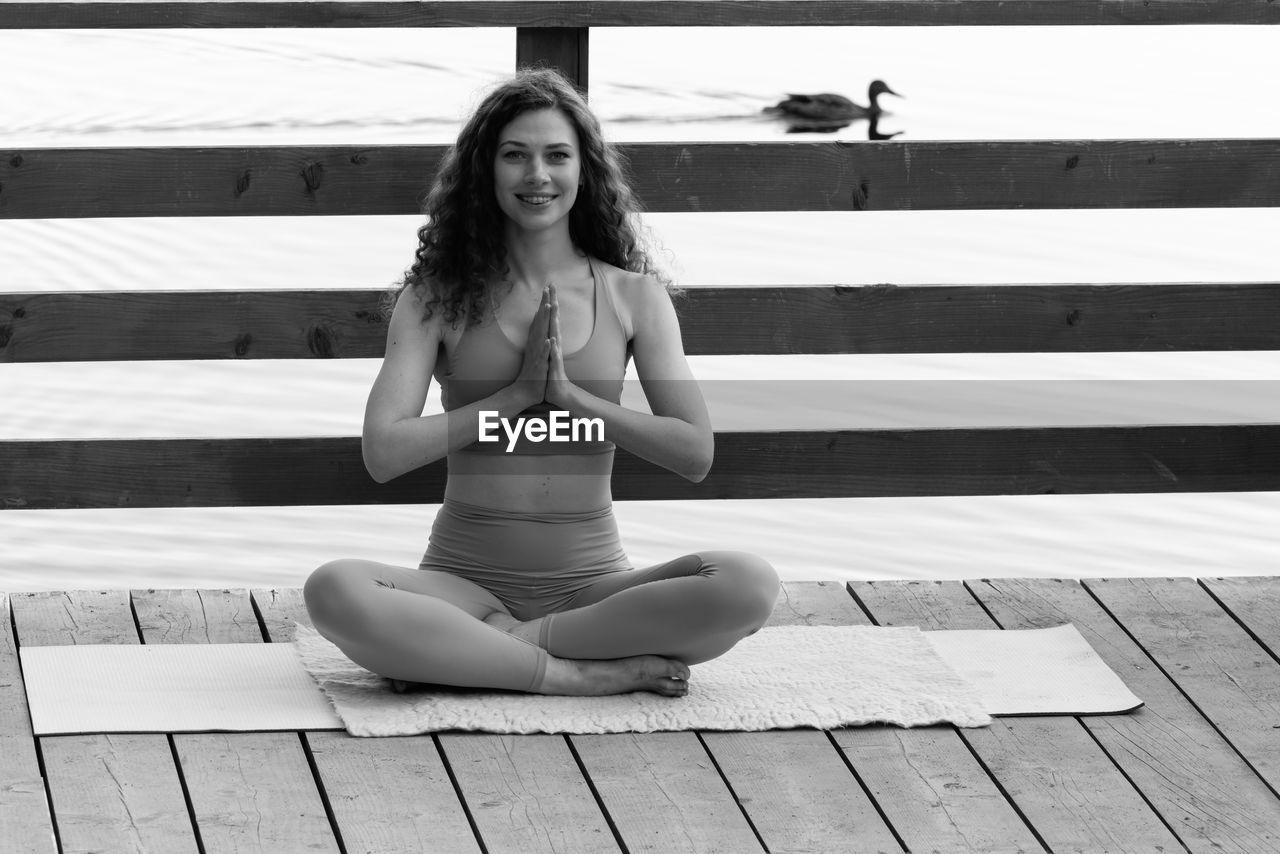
xmin=869 ymin=80 xmax=902 ymax=100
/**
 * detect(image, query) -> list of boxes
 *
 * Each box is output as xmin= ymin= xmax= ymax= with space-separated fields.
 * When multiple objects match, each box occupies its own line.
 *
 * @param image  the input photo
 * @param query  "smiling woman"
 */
xmin=301 ymin=68 xmax=780 ymax=699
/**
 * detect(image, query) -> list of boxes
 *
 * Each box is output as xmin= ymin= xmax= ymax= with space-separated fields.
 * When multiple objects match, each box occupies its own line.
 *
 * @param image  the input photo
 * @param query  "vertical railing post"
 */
xmin=515 ymin=27 xmax=590 ymax=95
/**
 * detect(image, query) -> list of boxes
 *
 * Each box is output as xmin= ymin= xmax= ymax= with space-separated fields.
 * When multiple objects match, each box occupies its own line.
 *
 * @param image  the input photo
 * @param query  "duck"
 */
xmin=765 ymin=80 xmax=902 ymax=122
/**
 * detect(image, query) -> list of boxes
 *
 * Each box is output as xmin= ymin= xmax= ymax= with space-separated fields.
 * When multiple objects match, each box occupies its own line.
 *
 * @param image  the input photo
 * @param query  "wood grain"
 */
xmin=10 ymin=590 xmax=199 ymax=853
xmin=517 ymin=26 xmax=588 ymax=90
xmin=0 ymin=594 xmax=57 ymax=853
xmin=2 ymin=0 xmax=1274 ymax=30
xmin=1084 ymin=577 xmax=1280 ymax=797
xmin=852 ymin=580 xmax=1182 ymax=853
xmin=569 ymin=731 xmax=765 ymax=853
xmin=131 ymin=588 xmax=340 ymax=853
xmin=5 ymin=425 xmax=1279 ymax=509
xmin=1200 ymin=576 xmax=1280 ymax=656
xmin=440 ymin=734 xmax=622 ymax=854
xmin=250 ymin=588 xmax=483 ymax=854
xmin=970 ymin=577 xmax=1280 ymax=852
xmin=700 ymin=581 xmax=899 ymax=853
xmin=5 ymin=140 xmax=1278 ymax=218
xmin=805 ymin=581 xmax=1040 ymax=852
xmin=5 ymin=283 xmax=1278 ymax=363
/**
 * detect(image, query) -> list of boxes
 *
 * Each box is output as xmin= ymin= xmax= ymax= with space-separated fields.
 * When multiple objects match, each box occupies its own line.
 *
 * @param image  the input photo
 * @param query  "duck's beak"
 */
xmin=887 ymin=87 xmax=904 ymax=99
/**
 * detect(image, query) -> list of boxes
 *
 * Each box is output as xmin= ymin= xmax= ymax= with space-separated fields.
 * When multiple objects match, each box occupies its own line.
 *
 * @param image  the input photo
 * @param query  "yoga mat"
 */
xmin=926 ymin=624 xmax=1143 ymax=716
xmin=21 ymin=643 xmax=343 ymax=735
xmin=19 ymin=624 xmax=1141 ymax=736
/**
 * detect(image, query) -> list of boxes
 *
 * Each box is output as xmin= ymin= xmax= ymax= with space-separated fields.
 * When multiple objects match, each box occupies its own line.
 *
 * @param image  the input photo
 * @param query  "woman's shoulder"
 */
xmin=389 ymin=283 xmax=452 ymax=339
xmin=592 ymin=257 xmax=670 ymax=307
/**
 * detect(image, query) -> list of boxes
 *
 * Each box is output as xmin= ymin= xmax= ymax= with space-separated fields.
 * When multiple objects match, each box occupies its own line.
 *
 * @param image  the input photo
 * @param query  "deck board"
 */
xmin=251 ymin=587 xmax=484 ymax=854
xmin=132 ymin=588 xmax=340 ymax=853
xmin=568 ymin=731 xmax=765 ymax=853
xmin=969 ymin=577 xmax=1280 ymax=852
xmin=6 ymin=578 xmax=1280 ymax=851
xmin=851 ymin=579 xmax=1184 ymax=853
xmin=10 ymin=590 xmax=200 ymax=853
xmin=0 ymin=593 xmax=56 ymax=853
xmin=700 ymin=580 xmax=900 ymax=853
xmin=1201 ymin=576 xmax=1280 ymax=655
xmin=819 ymin=582 xmax=1041 ymax=852
xmin=1084 ymin=577 xmax=1280 ymax=797
xmin=439 ymin=733 xmax=621 ymax=854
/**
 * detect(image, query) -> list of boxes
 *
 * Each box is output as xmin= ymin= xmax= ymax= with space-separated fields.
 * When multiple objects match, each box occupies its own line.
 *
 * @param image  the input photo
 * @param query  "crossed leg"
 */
xmin=531 ymin=551 xmax=781 ymax=665
xmin=302 ymin=551 xmax=780 ymax=696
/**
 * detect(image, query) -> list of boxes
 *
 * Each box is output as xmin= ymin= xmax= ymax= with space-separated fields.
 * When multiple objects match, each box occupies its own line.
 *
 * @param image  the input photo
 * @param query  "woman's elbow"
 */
xmin=682 ymin=440 xmax=714 ymax=483
xmin=361 ymin=435 xmax=400 ymax=483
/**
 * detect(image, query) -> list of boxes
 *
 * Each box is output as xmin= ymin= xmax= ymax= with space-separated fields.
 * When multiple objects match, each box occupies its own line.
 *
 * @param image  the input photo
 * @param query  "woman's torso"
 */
xmin=436 ymin=255 xmax=633 ymax=513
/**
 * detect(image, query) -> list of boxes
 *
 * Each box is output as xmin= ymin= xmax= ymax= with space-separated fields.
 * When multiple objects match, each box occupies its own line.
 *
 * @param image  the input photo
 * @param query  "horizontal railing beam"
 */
xmin=1 ymin=0 xmax=1275 ymax=30
xmin=4 ymin=140 xmax=1279 ymax=218
xmin=4 ymin=284 xmax=1279 ymax=363
xmin=3 ymin=426 xmax=1278 ymax=508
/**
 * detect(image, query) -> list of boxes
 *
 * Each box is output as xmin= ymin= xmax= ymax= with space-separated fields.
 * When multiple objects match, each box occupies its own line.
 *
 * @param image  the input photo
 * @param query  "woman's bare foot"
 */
xmin=538 ymin=654 xmax=690 ymax=697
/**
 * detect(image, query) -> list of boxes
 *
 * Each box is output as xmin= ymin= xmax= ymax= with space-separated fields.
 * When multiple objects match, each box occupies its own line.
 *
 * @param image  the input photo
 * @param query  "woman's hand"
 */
xmin=516 ymin=286 xmax=553 ymax=406
xmin=545 ymin=284 xmax=576 ymax=408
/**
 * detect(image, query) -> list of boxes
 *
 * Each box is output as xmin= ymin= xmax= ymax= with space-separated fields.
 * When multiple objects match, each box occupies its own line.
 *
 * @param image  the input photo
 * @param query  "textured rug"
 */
xmin=293 ymin=623 xmax=994 ymax=735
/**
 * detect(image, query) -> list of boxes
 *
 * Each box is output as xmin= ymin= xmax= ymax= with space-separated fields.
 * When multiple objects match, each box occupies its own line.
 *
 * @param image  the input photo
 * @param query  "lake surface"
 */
xmin=2 ymin=25 xmax=1278 ymax=592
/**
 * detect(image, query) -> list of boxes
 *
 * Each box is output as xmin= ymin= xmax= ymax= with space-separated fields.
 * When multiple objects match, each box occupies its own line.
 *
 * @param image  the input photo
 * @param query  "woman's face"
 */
xmin=492 ymin=108 xmax=581 ymax=236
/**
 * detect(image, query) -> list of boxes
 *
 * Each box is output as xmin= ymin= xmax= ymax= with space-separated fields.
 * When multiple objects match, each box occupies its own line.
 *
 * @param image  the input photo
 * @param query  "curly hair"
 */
xmin=397 ymin=67 xmax=673 ymax=326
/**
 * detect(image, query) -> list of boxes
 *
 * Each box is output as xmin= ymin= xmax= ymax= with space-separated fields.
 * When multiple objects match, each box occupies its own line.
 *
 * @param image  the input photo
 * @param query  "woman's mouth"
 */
xmin=516 ymin=194 xmax=557 ymax=207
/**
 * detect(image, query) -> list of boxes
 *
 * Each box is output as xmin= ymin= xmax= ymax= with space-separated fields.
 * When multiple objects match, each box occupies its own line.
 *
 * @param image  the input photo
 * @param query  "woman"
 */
xmin=304 ymin=69 xmax=779 ymax=697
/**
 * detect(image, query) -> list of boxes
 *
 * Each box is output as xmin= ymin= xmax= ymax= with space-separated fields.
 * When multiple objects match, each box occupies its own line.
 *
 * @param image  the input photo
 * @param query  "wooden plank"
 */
xmin=9 ymin=590 xmax=200 ymax=853
xmin=699 ymin=581 xmax=900 ymax=854
xmin=1 ymin=0 xmax=1274 ymax=30
xmin=970 ymin=577 xmax=1280 ymax=853
xmin=777 ymin=584 xmax=1041 ymax=852
xmin=1084 ymin=577 xmax=1280 ymax=797
xmin=6 ymin=283 xmax=1279 ymax=363
xmin=516 ymin=26 xmax=588 ymax=91
xmin=439 ymin=734 xmax=622 ymax=853
xmin=838 ymin=723 xmax=1051 ymax=854
xmin=0 ymin=593 xmax=57 ymax=853
xmin=251 ymin=588 xmax=484 ymax=854
xmin=0 ymin=289 xmax=390 ymax=362
xmin=131 ymin=588 xmax=340 ymax=853
xmin=6 ymin=424 xmax=1280 ymax=510
xmin=5 ymin=140 xmax=1280 ymax=219
xmin=1200 ymin=576 xmax=1280 ymax=655
xmin=854 ymin=580 xmax=1185 ymax=852
xmin=254 ymin=589 xmax=635 ymax=853
xmin=568 ymin=731 xmax=765 ymax=853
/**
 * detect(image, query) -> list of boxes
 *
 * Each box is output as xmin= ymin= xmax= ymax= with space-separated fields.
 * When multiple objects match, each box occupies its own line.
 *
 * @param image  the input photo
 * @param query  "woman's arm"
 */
xmin=361 ymin=287 xmax=548 ymax=483
xmin=547 ymin=278 xmax=713 ymax=482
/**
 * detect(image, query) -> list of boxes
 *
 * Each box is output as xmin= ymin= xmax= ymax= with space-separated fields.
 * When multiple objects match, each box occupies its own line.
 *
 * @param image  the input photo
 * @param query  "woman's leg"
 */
xmin=532 ymin=551 xmax=780 ymax=665
xmin=303 ymin=559 xmax=550 ymax=691
xmin=302 ymin=559 xmax=691 ymax=695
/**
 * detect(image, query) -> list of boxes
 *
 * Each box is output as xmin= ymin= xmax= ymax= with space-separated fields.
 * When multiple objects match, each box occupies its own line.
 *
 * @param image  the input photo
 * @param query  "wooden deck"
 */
xmin=3 ymin=578 xmax=1280 ymax=853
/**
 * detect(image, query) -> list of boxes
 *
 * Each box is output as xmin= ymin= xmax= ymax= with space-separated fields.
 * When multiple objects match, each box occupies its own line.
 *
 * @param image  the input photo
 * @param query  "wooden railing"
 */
xmin=2 ymin=0 xmax=1279 ymax=513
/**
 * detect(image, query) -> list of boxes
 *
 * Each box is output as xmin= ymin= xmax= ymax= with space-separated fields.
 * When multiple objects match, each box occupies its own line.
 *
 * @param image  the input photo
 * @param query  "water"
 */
xmin=2 ymin=26 xmax=1279 ymax=592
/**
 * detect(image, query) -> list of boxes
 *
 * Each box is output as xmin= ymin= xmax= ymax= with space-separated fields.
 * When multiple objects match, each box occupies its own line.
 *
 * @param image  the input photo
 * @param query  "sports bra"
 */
xmin=435 ymin=256 xmax=629 ymax=454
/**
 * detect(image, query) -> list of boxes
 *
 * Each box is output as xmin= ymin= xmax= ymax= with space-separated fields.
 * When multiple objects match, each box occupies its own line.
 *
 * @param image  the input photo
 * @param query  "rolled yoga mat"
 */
xmin=20 ymin=623 xmax=1139 ymax=736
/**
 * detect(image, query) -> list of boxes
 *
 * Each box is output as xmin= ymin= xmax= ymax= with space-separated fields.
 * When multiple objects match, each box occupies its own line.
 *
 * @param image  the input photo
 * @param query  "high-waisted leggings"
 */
xmin=303 ymin=499 xmax=780 ymax=692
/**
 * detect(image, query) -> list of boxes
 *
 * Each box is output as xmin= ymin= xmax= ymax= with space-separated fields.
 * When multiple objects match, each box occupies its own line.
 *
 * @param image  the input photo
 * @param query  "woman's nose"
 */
xmin=525 ymin=158 xmax=549 ymax=183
